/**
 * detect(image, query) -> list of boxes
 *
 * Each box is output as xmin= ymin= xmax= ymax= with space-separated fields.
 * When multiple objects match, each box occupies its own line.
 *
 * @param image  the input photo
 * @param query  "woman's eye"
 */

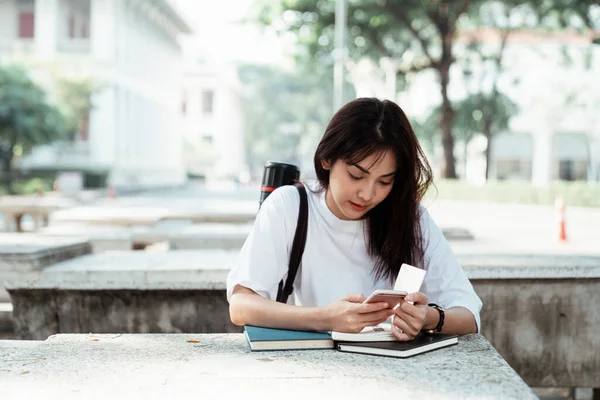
xmin=379 ymin=181 xmax=393 ymax=186
xmin=349 ymin=172 xmax=362 ymax=180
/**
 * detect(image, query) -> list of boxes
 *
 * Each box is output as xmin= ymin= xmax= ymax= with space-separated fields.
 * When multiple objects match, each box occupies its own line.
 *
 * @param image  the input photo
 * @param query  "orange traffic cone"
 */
xmin=555 ymin=196 xmax=567 ymax=243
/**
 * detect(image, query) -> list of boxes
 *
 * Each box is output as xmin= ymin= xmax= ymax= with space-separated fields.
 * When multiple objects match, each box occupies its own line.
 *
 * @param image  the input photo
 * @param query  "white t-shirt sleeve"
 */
xmin=226 ymin=185 xmax=299 ymax=302
xmin=419 ymin=206 xmax=483 ymax=332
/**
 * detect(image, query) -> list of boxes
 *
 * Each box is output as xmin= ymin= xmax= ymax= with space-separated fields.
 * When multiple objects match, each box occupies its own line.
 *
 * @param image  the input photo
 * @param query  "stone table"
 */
xmin=0 ymin=234 xmax=92 ymax=301
xmin=0 ymin=333 xmax=536 ymax=400
xmin=50 ymin=206 xmax=169 ymax=227
xmin=167 ymin=223 xmax=253 ymax=249
xmin=38 ymin=224 xmax=134 ymax=253
xmin=163 ymin=198 xmax=258 ymax=224
xmin=0 ymin=195 xmax=79 ymax=232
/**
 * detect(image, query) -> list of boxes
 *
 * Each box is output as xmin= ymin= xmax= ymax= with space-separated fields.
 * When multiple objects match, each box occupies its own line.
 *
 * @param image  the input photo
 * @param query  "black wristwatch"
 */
xmin=425 ymin=303 xmax=445 ymax=334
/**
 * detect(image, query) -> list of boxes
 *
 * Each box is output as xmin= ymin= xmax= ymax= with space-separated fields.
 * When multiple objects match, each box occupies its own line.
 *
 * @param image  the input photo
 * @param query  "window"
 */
xmin=68 ymin=13 xmax=90 ymax=39
xmin=202 ymin=90 xmax=214 ymax=115
xmin=18 ymin=11 xmax=35 ymax=39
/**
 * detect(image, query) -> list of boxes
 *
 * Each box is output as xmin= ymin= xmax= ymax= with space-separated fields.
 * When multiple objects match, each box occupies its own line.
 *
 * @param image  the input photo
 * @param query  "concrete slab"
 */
xmin=0 ymin=195 xmax=79 ymax=232
xmin=460 ymin=254 xmax=600 ymax=279
xmin=0 ymin=333 xmax=536 ymax=400
xmin=50 ymin=206 xmax=168 ymax=227
xmin=168 ymin=223 xmax=253 ymax=249
xmin=35 ymin=249 xmax=237 ymax=287
xmin=0 ymin=234 xmax=92 ymax=301
xmin=38 ymin=224 xmax=133 ymax=253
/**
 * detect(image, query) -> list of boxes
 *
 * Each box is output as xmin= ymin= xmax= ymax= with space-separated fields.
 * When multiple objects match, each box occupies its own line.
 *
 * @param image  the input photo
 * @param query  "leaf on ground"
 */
xmin=186 ymin=339 xmax=200 ymax=343
xmin=89 ymin=338 xmax=100 ymax=342
xmin=21 ymin=370 xmax=29 ymax=375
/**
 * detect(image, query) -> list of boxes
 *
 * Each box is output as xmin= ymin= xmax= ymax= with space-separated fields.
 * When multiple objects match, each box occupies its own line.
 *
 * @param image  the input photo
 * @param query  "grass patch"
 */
xmin=425 ymin=180 xmax=600 ymax=208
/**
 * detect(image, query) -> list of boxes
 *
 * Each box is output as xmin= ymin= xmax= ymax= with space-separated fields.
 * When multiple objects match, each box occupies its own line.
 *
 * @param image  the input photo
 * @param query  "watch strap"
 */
xmin=426 ymin=303 xmax=445 ymax=333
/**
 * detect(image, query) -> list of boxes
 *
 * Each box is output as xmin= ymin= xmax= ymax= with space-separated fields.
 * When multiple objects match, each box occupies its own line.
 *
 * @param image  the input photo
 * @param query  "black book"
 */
xmin=336 ymin=333 xmax=458 ymax=358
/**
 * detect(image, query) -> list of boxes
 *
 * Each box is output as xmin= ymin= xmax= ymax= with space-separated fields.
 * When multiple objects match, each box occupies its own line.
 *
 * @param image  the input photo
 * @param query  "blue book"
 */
xmin=244 ymin=325 xmax=334 ymax=351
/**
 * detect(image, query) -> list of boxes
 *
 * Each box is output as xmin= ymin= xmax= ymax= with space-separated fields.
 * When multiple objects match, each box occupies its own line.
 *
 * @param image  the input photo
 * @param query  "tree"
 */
xmin=255 ymin=0 xmax=599 ymax=179
xmin=237 ymin=62 xmax=340 ymax=176
xmin=460 ymin=0 xmax=599 ymax=179
xmin=419 ymin=92 xmax=517 ymax=177
xmin=458 ymin=1 xmax=516 ymax=180
xmin=0 ymin=65 xmax=66 ymax=192
xmin=256 ymin=0 xmax=479 ymax=178
xmin=55 ymin=78 xmax=99 ymax=142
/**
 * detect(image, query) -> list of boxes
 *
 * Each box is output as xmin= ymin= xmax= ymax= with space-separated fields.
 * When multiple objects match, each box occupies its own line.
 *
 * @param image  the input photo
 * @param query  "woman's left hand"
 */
xmin=391 ymin=292 xmax=429 ymax=341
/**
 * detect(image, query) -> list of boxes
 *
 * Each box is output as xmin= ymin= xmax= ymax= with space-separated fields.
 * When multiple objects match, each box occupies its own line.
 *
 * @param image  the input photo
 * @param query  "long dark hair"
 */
xmin=314 ymin=98 xmax=433 ymax=284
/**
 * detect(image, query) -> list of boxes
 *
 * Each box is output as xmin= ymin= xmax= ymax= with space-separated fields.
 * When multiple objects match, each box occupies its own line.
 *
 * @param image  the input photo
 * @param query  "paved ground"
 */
xmin=424 ymin=198 xmax=600 ymax=256
xmin=3 ymin=180 xmax=600 ymax=258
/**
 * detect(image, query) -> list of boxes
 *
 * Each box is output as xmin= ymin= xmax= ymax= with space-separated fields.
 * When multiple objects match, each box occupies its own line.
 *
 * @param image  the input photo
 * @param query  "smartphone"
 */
xmin=363 ymin=289 xmax=408 ymax=309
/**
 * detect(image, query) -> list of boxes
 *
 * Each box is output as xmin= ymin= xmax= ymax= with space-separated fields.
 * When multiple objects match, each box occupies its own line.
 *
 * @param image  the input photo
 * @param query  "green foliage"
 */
xmin=417 ymin=92 xmax=518 ymax=147
xmin=255 ymin=0 xmax=475 ymax=71
xmin=0 ymin=65 xmax=66 ymax=191
xmin=237 ymin=62 xmax=341 ymax=172
xmin=253 ymin=0 xmax=599 ymax=178
xmin=55 ymin=78 xmax=99 ymax=142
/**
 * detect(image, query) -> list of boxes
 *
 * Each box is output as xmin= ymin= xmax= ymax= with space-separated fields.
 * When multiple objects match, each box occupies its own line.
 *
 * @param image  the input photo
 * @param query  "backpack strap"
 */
xmin=276 ymin=182 xmax=308 ymax=304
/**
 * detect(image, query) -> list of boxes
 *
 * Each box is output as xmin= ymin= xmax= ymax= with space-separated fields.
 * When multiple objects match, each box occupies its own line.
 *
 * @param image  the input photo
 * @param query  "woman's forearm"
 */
xmin=229 ymin=290 xmax=329 ymax=331
xmin=424 ymin=306 xmax=478 ymax=335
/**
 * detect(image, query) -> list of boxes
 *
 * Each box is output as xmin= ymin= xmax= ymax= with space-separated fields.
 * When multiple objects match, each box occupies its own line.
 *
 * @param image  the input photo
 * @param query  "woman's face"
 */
xmin=323 ymin=151 xmax=396 ymax=220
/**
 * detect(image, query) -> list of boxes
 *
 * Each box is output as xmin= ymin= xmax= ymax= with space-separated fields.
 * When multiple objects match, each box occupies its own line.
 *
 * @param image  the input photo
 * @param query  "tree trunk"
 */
xmin=1 ymin=157 xmax=14 ymax=194
xmin=484 ymin=127 xmax=492 ymax=180
xmin=438 ymin=63 xmax=457 ymax=179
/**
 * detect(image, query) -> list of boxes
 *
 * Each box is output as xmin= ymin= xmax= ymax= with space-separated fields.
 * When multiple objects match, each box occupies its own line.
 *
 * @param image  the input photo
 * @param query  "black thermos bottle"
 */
xmin=259 ymin=161 xmax=300 ymax=208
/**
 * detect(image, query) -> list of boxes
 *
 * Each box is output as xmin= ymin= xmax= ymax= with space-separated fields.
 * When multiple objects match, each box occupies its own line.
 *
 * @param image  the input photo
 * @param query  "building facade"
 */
xmin=0 ymin=0 xmax=192 ymax=188
xmin=351 ymin=30 xmax=600 ymax=185
xmin=180 ymin=62 xmax=246 ymax=182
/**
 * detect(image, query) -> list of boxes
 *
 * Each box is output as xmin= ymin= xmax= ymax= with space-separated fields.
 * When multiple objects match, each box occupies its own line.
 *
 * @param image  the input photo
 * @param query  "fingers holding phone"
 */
xmin=326 ymin=293 xmax=395 ymax=333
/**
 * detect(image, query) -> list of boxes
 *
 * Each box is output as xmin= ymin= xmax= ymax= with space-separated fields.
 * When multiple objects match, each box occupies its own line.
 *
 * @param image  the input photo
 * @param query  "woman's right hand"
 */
xmin=322 ymin=294 xmax=395 ymax=333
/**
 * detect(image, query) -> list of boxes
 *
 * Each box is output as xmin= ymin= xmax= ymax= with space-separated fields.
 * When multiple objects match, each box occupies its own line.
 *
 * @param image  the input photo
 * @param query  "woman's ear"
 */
xmin=321 ymin=160 xmax=331 ymax=170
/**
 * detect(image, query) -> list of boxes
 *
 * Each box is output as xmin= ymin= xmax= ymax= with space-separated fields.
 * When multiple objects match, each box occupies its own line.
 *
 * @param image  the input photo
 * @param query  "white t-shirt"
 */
xmin=226 ymin=181 xmax=482 ymax=330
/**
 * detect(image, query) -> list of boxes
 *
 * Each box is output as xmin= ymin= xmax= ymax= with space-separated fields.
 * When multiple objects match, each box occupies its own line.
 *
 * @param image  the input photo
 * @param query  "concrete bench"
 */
xmin=0 ymin=234 xmax=92 ymax=302
xmin=460 ymin=254 xmax=600 ymax=390
xmin=135 ymin=223 xmax=468 ymax=251
xmin=168 ymin=223 xmax=252 ymax=249
xmin=38 ymin=224 xmax=134 ymax=253
xmin=162 ymin=198 xmax=258 ymax=224
xmin=0 ymin=333 xmax=536 ymax=399
xmin=6 ymin=251 xmax=598 ymax=395
xmin=6 ymin=250 xmax=239 ymax=339
xmin=0 ymin=195 xmax=79 ymax=232
xmin=50 ymin=206 xmax=169 ymax=227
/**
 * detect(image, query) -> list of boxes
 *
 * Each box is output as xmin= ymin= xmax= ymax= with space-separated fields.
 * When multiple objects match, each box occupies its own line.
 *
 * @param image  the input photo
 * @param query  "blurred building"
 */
xmin=465 ymin=29 xmax=600 ymax=185
xmin=395 ymin=29 xmax=600 ymax=185
xmin=180 ymin=62 xmax=246 ymax=182
xmin=0 ymin=0 xmax=192 ymax=189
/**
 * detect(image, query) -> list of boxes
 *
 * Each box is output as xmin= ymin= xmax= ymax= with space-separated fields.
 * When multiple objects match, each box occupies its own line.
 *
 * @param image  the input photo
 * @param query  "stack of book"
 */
xmin=244 ymin=323 xmax=458 ymax=359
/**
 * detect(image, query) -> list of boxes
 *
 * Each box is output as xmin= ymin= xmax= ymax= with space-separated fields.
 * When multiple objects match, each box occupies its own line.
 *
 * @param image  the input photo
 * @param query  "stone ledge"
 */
xmin=0 ymin=234 xmax=92 ymax=271
xmin=0 ymin=333 xmax=536 ymax=399
xmin=461 ymin=254 xmax=600 ymax=279
xmin=5 ymin=253 xmax=599 ymax=292
xmin=5 ymin=280 xmax=225 ymax=291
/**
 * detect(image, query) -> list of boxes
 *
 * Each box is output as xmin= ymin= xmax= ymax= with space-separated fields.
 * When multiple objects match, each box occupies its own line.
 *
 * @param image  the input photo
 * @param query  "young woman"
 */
xmin=227 ymin=98 xmax=481 ymax=341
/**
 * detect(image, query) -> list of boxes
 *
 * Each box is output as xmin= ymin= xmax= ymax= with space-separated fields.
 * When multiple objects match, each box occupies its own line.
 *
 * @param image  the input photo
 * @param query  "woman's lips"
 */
xmin=350 ymin=201 xmax=367 ymax=211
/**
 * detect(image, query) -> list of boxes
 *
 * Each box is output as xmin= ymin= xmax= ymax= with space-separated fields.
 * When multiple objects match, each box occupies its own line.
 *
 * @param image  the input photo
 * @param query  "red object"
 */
xmin=555 ymin=197 xmax=567 ymax=243
xmin=261 ymin=185 xmax=276 ymax=193
xmin=18 ymin=11 xmax=35 ymax=39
